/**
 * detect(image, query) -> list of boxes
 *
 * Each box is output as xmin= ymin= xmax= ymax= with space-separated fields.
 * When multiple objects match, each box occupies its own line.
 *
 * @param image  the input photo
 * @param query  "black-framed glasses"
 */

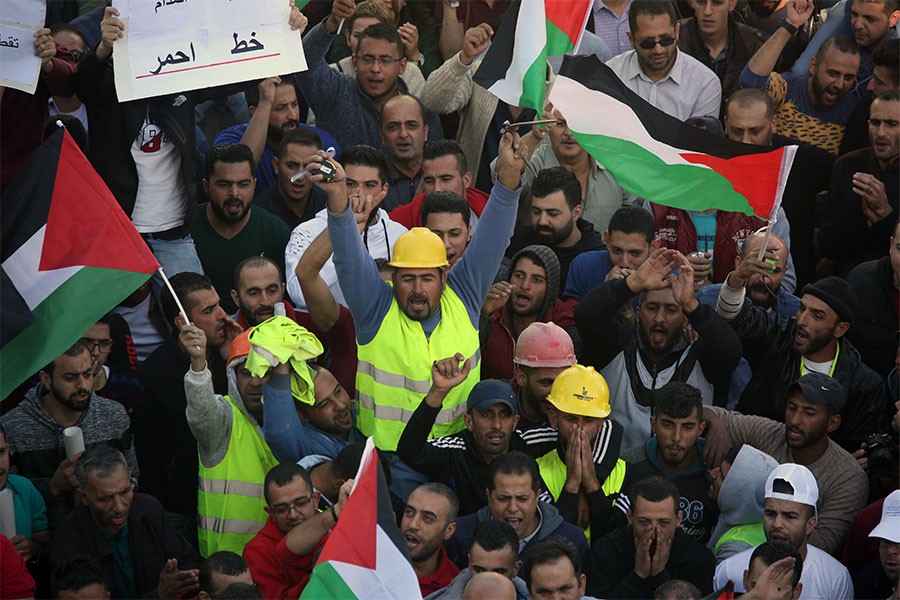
xmin=70 ymin=49 xmax=84 ymax=61
xmin=270 ymin=495 xmax=313 ymax=516
xmin=80 ymin=338 xmax=113 ymax=352
xmin=357 ymin=55 xmax=402 ymax=66
xmin=637 ymin=36 xmax=676 ymax=50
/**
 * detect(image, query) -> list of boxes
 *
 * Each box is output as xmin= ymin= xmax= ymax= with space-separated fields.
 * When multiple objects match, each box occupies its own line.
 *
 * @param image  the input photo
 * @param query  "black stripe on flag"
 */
xmin=558 ymin=55 xmax=773 ymax=159
xmin=0 ymin=268 xmax=35 ymax=347
xmin=472 ymin=0 xmax=521 ymax=91
xmin=375 ymin=449 xmax=412 ymax=560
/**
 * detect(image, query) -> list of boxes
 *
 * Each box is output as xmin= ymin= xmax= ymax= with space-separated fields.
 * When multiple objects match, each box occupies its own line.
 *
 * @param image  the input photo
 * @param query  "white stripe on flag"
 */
xmin=549 ymin=74 xmax=715 ymax=169
xmin=2 ymin=225 xmax=82 ymax=310
xmin=331 ymin=526 xmax=423 ymax=599
xmin=485 ymin=0 xmax=547 ymax=106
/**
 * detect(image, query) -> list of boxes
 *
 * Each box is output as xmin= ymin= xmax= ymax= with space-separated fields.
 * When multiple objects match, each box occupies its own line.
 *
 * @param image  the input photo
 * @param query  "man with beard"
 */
xmin=536 ymin=365 xmax=629 ymax=544
xmin=703 ymin=373 xmax=868 ymax=556
xmin=244 ymin=463 xmax=351 ymax=599
xmin=323 ymin=131 xmax=523 ymax=454
xmin=1 ymin=340 xmax=136 ymax=531
xmin=623 ymin=382 xmax=718 ymax=544
xmin=481 ymin=245 xmax=577 ymax=381
xmin=399 ymin=483 xmax=461 ymax=596
xmin=607 ymin=0 xmax=722 ymax=120
xmin=818 ymin=89 xmax=899 ymax=275
xmin=214 ymin=76 xmax=339 ymax=195
xmin=253 ymin=128 xmax=329 ymax=231
xmin=576 ymin=248 xmax=742 ymax=449
xmin=716 ymin=263 xmax=886 ymax=452
xmin=506 ymin=168 xmax=604 ymax=297
xmin=397 ymin=363 xmax=528 ymax=515
xmin=698 ymin=231 xmax=797 ymax=405
xmin=741 ymin=0 xmax=861 ymax=154
xmin=713 ymin=462 xmax=853 ymax=596
xmin=191 ymin=144 xmax=291 ymax=314
xmin=853 ymin=490 xmax=900 ymax=599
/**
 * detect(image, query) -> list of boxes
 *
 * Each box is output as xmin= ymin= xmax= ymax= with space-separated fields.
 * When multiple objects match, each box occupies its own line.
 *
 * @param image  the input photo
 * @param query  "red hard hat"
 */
xmin=513 ymin=322 xmax=576 ymax=368
xmin=227 ymin=328 xmax=253 ymax=366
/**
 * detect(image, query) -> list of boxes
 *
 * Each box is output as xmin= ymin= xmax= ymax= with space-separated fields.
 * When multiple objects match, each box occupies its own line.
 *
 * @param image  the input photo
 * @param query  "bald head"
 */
xmin=462 ymin=572 xmax=517 ymax=600
xmin=380 ymin=94 xmax=428 ymax=166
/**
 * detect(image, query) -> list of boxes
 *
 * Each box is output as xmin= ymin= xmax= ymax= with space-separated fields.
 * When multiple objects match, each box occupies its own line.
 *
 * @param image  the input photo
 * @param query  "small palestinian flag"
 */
xmin=1 ymin=128 xmax=158 ymax=400
xmin=550 ymin=55 xmax=796 ymax=219
xmin=473 ymin=0 xmax=592 ymax=112
xmin=301 ymin=438 xmax=422 ymax=599
xmin=704 ymin=580 xmax=735 ymax=600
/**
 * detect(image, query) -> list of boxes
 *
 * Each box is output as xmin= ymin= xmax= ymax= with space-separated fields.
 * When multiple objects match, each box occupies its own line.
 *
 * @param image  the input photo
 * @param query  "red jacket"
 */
xmin=480 ymin=300 xmax=576 ymax=381
xmin=243 ymin=516 xmax=328 ymax=600
xmin=389 ymin=187 xmax=490 ymax=228
xmin=652 ymin=205 xmax=765 ymax=284
xmin=236 ymin=300 xmax=357 ymax=396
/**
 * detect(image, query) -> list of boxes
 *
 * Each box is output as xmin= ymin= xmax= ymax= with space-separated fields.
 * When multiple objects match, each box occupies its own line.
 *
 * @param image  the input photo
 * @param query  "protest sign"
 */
xmin=0 ymin=0 xmax=46 ymax=95
xmin=112 ymin=0 xmax=306 ymax=102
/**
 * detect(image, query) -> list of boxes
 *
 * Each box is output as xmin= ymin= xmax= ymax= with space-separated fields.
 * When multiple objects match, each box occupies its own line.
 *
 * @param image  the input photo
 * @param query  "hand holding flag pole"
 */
xmin=157 ymin=267 xmax=196 ymax=347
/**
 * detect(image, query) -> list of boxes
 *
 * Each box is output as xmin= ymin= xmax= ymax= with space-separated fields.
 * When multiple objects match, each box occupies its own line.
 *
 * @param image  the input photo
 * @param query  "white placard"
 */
xmin=112 ymin=0 xmax=307 ymax=102
xmin=0 ymin=0 xmax=46 ymax=95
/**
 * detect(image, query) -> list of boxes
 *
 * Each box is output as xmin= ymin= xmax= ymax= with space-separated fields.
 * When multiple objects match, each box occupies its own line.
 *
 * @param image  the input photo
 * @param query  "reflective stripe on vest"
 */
xmin=714 ymin=521 xmax=766 ymax=554
xmin=356 ymin=285 xmax=480 ymax=451
xmin=197 ymin=395 xmax=279 ymax=558
xmin=537 ymin=448 xmax=627 ymax=544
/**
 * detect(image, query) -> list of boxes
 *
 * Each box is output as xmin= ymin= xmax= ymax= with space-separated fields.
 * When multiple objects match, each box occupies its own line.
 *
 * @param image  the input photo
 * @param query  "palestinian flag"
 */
xmin=1 ymin=128 xmax=158 ymax=400
xmin=704 ymin=581 xmax=735 ymax=600
xmin=549 ymin=55 xmax=796 ymax=219
xmin=473 ymin=0 xmax=592 ymax=113
xmin=301 ymin=438 xmax=422 ymax=599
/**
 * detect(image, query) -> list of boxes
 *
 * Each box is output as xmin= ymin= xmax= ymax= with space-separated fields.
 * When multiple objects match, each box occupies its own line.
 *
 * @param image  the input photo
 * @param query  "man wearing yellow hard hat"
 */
xmin=310 ymin=134 xmax=524 ymax=489
xmin=536 ymin=364 xmax=629 ymax=544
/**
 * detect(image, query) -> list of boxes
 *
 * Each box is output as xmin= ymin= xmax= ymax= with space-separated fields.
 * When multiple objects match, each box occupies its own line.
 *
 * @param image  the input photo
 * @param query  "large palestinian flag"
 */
xmin=473 ymin=0 xmax=592 ymax=113
xmin=301 ymin=438 xmax=422 ymax=599
xmin=1 ymin=128 xmax=158 ymax=400
xmin=550 ymin=55 xmax=796 ymax=219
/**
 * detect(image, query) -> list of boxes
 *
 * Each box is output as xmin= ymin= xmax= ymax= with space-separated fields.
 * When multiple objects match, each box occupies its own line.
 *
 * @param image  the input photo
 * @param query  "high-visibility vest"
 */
xmin=537 ymin=448 xmax=627 ymax=543
xmin=356 ymin=285 xmax=480 ymax=451
xmin=714 ymin=522 xmax=766 ymax=555
xmin=197 ymin=395 xmax=279 ymax=558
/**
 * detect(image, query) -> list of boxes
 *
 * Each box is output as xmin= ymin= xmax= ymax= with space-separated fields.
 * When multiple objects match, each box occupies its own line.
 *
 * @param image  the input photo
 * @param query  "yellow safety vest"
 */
xmin=356 ymin=285 xmax=480 ymax=451
xmin=537 ymin=448 xmax=627 ymax=544
xmin=197 ymin=395 xmax=279 ymax=558
xmin=714 ymin=522 xmax=766 ymax=555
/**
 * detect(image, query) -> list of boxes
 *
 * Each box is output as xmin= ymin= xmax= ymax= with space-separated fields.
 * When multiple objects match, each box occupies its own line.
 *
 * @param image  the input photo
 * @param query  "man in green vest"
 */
xmin=181 ymin=325 xmax=279 ymax=558
xmin=318 ymin=134 xmax=524 ymax=458
xmin=537 ymin=364 xmax=629 ymax=544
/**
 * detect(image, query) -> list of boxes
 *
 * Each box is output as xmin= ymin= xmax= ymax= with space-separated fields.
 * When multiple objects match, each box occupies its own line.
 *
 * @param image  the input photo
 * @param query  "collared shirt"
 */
xmin=606 ymin=49 xmax=723 ymax=120
xmin=419 ymin=547 xmax=461 ymax=597
xmin=518 ymin=505 xmax=544 ymax=553
xmin=102 ymin=524 xmax=138 ymax=600
xmin=592 ymin=0 xmax=633 ymax=57
xmin=699 ymin=41 xmax=733 ymax=84
xmin=382 ymin=160 xmax=422 ymax=212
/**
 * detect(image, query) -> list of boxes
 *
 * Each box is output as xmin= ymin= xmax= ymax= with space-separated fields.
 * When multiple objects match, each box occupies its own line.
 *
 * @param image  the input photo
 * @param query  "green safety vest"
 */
xmin=537 ymin=448 xmax=627 ymax=544
xmin=197 ymin=395 xmax=279 ymax=558
xmin=356 ymin=285 xmax=480 ymax=451
xmin=714 ymin=522 xmax=766 ymax=555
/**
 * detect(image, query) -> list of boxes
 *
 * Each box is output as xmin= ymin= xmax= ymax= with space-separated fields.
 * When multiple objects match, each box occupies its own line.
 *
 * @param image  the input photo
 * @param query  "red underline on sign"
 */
xmin=135 ymin=52 xmax=281 ymax=79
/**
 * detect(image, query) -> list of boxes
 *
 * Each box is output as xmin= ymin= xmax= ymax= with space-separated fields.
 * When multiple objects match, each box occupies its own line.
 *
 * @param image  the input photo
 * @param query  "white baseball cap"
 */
xmin=765 ymin=463 xmax=819 ymax=517
xmin=869 ymin=490 xmax=900 ymax=543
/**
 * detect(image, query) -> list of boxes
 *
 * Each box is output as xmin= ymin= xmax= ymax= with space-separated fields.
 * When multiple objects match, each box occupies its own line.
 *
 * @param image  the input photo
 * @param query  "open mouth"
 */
xmin=504 ymin=516 xmax=523 ymax=530
xmin=335 ymin=411 xmax=351 ymax=426
xmin=403 ymin=532 xmax=420 ymax=549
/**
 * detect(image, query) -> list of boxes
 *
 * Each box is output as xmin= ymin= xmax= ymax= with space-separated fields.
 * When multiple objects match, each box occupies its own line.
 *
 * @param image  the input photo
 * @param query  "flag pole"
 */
xmin=157 ymin=267 xmax=191 ymax=326
xmin=755 ymin=145 xmax=796 ymax=262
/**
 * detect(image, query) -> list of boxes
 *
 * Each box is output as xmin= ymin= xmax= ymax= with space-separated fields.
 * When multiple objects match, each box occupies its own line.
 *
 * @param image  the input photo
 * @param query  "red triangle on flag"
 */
xmin=39 ymin=131 xmax=158 ymax=275
xmin=315 ymin=448 xmax=378 ymax=570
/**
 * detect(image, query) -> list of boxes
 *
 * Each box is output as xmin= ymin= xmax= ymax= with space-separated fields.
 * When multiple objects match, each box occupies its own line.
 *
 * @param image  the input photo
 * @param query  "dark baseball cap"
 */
xmin=467 ymin=379 xmax=517 ymax=414
xmin=787 ymin=372 xmax=845 ymax=414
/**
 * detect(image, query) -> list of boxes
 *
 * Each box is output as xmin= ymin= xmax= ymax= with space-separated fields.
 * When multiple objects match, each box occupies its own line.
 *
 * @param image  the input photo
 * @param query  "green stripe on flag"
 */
xmin=301 ymin=561 xmax=358 ymax=599
xmin=294 ymin=0 xmax=312 ymax=9
xmin=572 ymin=132 xmax=755 ymax=215
xmin=1 ymin=267 xmax=150 ymax=399
xmin=519 ymin=20 xmax=577 ymax=111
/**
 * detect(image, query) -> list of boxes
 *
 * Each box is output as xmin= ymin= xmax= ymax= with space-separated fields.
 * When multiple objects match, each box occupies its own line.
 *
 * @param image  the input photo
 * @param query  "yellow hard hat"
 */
xmin=546 ymin=364 xmax=611 ymax=418
xmin=389 ymin=227 xmax=450 ymax=269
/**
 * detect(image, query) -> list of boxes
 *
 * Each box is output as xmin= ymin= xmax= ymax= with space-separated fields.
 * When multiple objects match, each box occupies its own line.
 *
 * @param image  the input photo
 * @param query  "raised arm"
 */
xmin=746 ymin=0 xmax=813 ymax=77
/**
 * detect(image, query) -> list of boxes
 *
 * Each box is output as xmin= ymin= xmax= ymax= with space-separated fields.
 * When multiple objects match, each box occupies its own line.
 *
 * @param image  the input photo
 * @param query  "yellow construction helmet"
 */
xmin=546 ymin=364 xmax=611 ymax=418
xmin=389 ymin=227 xmax=450 ymax=269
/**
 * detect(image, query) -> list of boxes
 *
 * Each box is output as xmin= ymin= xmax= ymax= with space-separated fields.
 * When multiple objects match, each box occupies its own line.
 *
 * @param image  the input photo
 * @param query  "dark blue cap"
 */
xmin=467 ymin=379 xmax=517 ymax=414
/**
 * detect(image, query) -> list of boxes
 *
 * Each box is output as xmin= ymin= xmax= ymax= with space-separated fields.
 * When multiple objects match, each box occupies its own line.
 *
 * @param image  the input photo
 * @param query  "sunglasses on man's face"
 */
xmin=637 ymin=36 xmax=676 ymax=50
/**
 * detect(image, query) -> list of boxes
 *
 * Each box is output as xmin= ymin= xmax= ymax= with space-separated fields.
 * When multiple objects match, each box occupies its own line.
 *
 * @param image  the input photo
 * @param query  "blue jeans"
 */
xmin=145 ymin=235 xmax=204 ymax=328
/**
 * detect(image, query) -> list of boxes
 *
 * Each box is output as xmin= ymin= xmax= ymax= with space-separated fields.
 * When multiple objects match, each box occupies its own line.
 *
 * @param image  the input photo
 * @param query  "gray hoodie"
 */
xmin=707 ymin=445 xmax=779 ymax=561
xmin=425 ymin=568 xmax=529 ymax=600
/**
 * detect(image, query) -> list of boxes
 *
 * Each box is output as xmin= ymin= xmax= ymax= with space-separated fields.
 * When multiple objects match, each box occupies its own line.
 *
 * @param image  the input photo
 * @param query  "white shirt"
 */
xmin=714 ymin=543 xmax=853 ymax=599
xmin=606 ymin=49 xmax=722 ymax=120
xmin=48 ymin=99 xmax=89 ymax=133
xmin=284 ymin=208 xmax=408 ymax=310
xmin=130 ymin=111 xmax=189 ymax=232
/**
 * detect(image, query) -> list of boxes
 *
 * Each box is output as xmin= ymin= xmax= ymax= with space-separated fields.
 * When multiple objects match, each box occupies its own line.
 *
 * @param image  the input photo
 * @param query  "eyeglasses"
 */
xmin=637 ymin=36 xmax=677 ymax=50
xmin=70 ymin=49 xmax=84 ymax=61
xmin=80 ymin=338 xmax=113 ymax=352
xmin=270 ymin=496 xmax=313 ymax=516
xmin=357 ymin=55 xmax=402 ymax=66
